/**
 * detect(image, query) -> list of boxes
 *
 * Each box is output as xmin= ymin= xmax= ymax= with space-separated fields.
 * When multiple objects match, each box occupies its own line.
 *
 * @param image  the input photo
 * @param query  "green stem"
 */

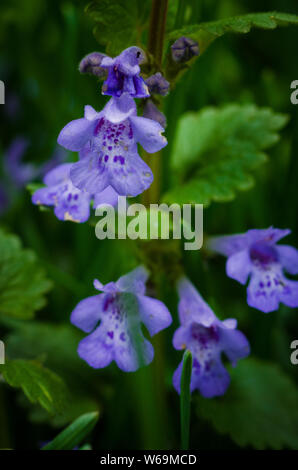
xmin=180 ymin=350 xmax=192 ymax=450
xmin=142 ymin=0 xmax=169 ymax=206
xmin=147 ymin=0 xmax=169 ymax=69
xmin=135 ymin=1 xmax=171 ymax=449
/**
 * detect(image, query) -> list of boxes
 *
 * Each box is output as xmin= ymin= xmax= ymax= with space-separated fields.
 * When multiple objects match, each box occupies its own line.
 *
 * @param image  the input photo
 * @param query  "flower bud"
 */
xmin=145 ymin=73 xmax=170 ymax=96
xmin=79 ymin=52 xmax=107 ymax=78
xmin=171 ymin=37 xmax=199 ymax=63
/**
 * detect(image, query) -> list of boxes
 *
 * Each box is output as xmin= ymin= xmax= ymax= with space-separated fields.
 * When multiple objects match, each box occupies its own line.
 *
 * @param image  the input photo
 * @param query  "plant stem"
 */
xmin=180 ymin=350 xmax=192 ymax=450
xmin=148 ymin=0 xmax=169 ymax=69
xmin=136 ymin=1 xmax=170 ymax=449
xmin=142 ymin=0 xmax=169 ymax=206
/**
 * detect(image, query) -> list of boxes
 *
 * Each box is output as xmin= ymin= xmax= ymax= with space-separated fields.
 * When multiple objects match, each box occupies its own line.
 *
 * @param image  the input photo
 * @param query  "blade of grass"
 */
xmin=42 ymin=411 xmax=98 ymax=450
xmin=180 ymin=350 xmax=192 ymax=450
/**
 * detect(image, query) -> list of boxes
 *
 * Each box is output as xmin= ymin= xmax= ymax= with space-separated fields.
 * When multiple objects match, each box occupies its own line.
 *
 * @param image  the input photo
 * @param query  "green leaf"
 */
xmin=0 ymin=360 xmax=69 ymax=415
xmin=163 ymin=104 xmax=288 ymax=206
xmin=196 ymin=359 xmax=298 ymax=449
xmin=85 ymin=0 xmax=146 ymax=56
xmin=5 ymin=322 xmax=88 ymax=376
xmin=168 ymin=11 xmax=298 ymax=56
xmin=42 ymin=411 xmax=99 ymax=450
xmin=5 ymin=322 xmax=101 ymax=427
xmin=180 ymin=350 xmax=192 ymax=450
xmin=0 ymin=229 xmax=52 ymax=319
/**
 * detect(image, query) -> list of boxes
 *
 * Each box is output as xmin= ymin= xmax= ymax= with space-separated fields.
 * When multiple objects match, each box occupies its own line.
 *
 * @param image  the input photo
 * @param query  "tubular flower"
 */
xmin=208 ymin=227 xmax=298 ymax=313
xmin=32 ymin=163 xmax=119 ymax=223
xmin=173 ymin=277 xmax=250 ymax=398
xmin=71 ymin=266 xmax=172 ymax=372
xmin=58 ymin=94 xmax=167 ymax=197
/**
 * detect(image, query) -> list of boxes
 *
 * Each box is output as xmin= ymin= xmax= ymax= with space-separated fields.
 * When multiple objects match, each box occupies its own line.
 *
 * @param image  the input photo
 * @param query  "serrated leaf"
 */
xmin=5 ymin=322 xmax=101 ymax=427
xmin=168 ymin=11 xmax=298 ymax=55
xmin=0 ymin=360 xmax=69 ymax=415
xmin=42 ymin=411 xmax=99 ymax=450
xmin=196 ymin=359 xmax=298 ymax=449
xmin=163 ymin=104 xmax=287 ymax=206
xmin=0 ymin=229 xmax=52 ymax=319
xmin=85 ymin=0 xmax=145 ymax=56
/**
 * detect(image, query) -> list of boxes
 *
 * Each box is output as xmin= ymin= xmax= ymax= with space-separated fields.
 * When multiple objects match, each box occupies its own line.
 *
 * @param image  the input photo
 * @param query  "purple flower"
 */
xmin=32 ymin=163 xmax=119 ymax=222
xmin=71 ymin=266 xmax=172 ymax=372
xmin=58 ymin=94 xmax=167 ymax=197
xmin=145 ymin=73 xmax=170 ymax=96
xmin=79 ymin=52 xmax=107 ymax=78
xmin=171 ymin=37 xmax=199 ymax=63
xmin=173 ymin=278 xmax=250 ymax=398
xmin=32 ymin=163 xmax=92 ymax=223
xmin=208 ymin=227 xmax=298 ymax=313
xmin=4 ymin=137 xmax=38 ymax=187
xmin=100 ymin=47 xmax=149 ymax=98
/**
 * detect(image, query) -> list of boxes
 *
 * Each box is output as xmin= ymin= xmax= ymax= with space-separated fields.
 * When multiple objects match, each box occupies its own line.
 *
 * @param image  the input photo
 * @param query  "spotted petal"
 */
xmin=70 ymin=154 xmax=109 ymax=194
xmin=192 ymin=358 xmax=231 ymax=398
xmin=53 ymin=190 xmax=91 ymax=223
xmin=109 ymin=152 xmax=153 ymax=197
xmin=247 ymin=267 xmax=284 ymax=313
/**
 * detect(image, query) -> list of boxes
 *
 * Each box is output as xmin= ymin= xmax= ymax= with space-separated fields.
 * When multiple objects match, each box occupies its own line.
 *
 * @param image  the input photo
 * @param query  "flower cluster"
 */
xmin=32 ymin=46 xmax=168 ymax=222
xmin=29 ymin=45 xmax=298 ymax=403
xmin=208 ymin=227 xmax=298 ymax=313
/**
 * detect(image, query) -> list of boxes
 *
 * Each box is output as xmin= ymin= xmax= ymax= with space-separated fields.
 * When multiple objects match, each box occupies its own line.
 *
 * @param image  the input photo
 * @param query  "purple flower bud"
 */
xmin=143 ymin=100 xmax=167 ymax=128
xmin=171 ymin=37 xmax=199 ymax=63
xmin=145 ymin=73 xmax=170 ymax=96
xmin=100 ymin=47 xmax=149 ymax=98
xmin=79 ymin=52 xmax=107 ymax=78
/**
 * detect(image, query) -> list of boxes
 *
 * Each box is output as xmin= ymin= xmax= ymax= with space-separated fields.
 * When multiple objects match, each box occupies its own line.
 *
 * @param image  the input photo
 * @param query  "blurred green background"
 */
xmin=0 ymin=0 xmax=298 ymax=450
